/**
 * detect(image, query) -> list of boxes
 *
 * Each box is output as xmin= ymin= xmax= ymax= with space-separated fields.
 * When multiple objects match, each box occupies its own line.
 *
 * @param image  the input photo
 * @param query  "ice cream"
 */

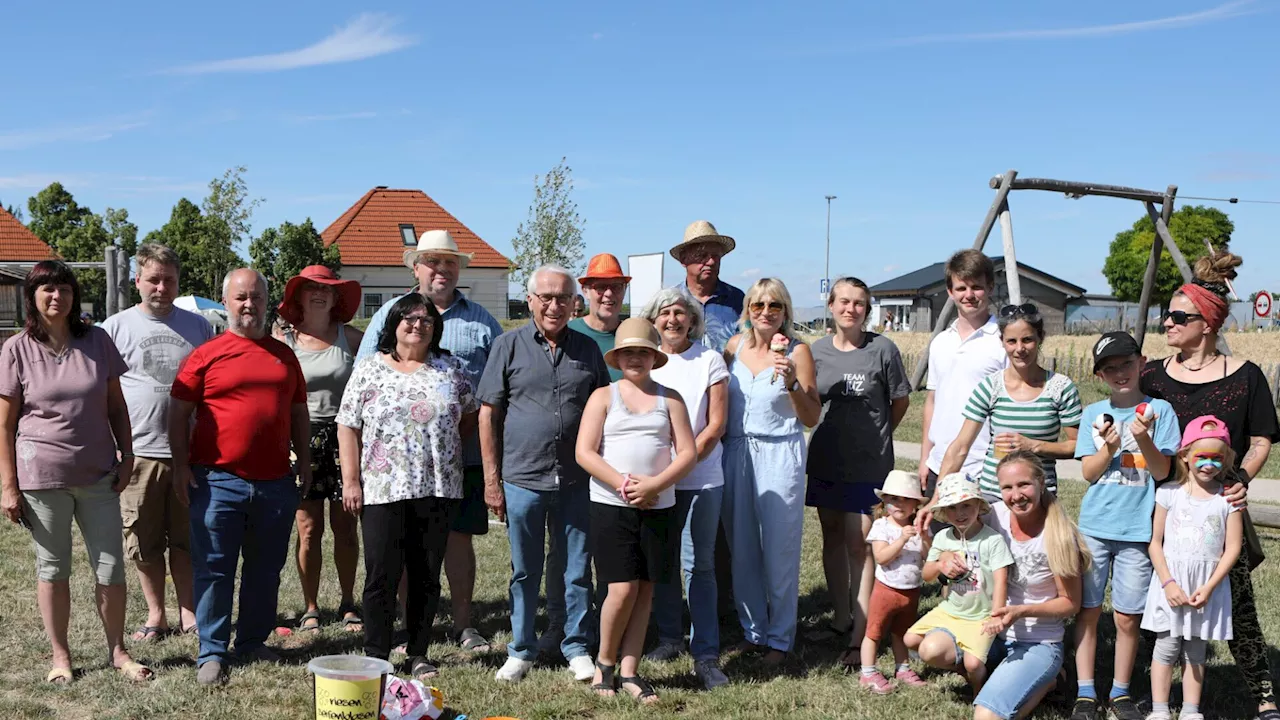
xmin=770 ymin=333 xmax=789 ymax=383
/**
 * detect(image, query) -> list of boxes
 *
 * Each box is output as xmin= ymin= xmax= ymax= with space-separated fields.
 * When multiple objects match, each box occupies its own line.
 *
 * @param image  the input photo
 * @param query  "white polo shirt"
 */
xmin=925 ymin=316 xmax=1008 ymax=477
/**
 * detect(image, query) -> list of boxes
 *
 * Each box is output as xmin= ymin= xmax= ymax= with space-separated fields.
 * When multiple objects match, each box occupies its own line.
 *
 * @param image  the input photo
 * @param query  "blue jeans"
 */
xmin=1082 ymin=535 xmax=1153 ymax=615
xmin=974 ymin=638 xmax=1065 ymax=720
xmin=189 ymin=467 xmax=298 ymax=667
xmin=653 ymin=487 xmax=723 ymax=660
xmin=504 ymin=481 xmax=592 ymax=661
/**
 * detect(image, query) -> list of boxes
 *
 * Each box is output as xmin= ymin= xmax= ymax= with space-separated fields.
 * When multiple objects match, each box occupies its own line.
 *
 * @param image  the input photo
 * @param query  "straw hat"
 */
xmin=669 ymin=220 xmax=736 ymax=262
xmin=603 ymin=317 xmax=668 ymax=370
xmin=277 ymin=265 xmax=361 ymax=326
xmin=579 ymin=253 xmax=631 ymax=284
xmin=403 ymin=230 xmax=473 ymax=270
xmin=932 ymin=473 xmax=991 ymax=516
xmin=874 ymin=470 xmax=926 ymax=502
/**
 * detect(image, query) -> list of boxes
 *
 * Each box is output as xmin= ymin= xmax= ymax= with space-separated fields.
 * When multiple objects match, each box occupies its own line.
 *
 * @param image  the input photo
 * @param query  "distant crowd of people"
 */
xmin=0 ymin=223 xmax=1276 ymax=719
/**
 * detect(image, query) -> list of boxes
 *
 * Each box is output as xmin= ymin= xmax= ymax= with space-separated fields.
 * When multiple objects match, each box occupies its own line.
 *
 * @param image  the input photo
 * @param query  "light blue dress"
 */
xmin=722 ymin=339 xmax=807 ymax=652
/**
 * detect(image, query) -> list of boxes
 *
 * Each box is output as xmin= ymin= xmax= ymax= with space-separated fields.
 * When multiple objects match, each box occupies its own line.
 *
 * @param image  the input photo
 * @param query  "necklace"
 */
xmin=1178 ymin=352 xmax=1220 ymax=372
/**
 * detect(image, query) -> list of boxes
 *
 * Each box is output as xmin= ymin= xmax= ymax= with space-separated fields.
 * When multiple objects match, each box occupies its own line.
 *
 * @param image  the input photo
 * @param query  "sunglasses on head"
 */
xmin=749 ymin=301 xmax=785 ymax=313
xmin=999 ymin=303 xmax=1039 ymax=319
xmin=1162 ymin=310 xmax=1204 ymax=326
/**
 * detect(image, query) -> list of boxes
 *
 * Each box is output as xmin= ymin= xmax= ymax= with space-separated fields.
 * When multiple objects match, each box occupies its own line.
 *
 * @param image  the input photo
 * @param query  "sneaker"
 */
xmin=693 ymin=659 xmax=729 ymax=690
xmin=495 ymin=657 xmax=534 ymax=683
xmin=1143 ymin=713 xmax=1171 ymax=720
xmin=1071 ymin=698 xmax=1101 ymax=720
xmin=1108 ymin=695 xmax=1143 ymax=720
xmin=895 ymin=667 xmax=928 ymax=687
xmin=859 ymin=670 xmax=895 ymax=695
xmin=235 ymin=646 xmax=281 ymax=664
xmin=537 ymin=627 xmax=565 ymax=658
xmin=644 ymin=641 xmax=685 ymax=662
xmin=1177 ymin=714 xmax=1203 ymax=720
xmin=196 ymin=660 xmax=226 ymax=686
xmin=567 ymin=654 xmax=595 ymax=682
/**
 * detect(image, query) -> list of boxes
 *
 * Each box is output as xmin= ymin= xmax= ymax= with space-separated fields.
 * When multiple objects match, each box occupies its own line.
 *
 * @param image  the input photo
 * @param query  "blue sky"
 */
xmin=3 ymin=1 xmax=1278 ymax=309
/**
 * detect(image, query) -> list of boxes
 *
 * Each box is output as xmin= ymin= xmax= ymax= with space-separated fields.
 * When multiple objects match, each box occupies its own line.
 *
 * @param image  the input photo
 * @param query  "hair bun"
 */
xmin=1193 ymin=249 xmax=1242 ymax=287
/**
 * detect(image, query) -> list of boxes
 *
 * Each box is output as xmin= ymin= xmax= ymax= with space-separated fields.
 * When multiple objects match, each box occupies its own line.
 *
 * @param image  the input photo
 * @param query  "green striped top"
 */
xmin=962 ymin=370 xmax=1082 ymax=497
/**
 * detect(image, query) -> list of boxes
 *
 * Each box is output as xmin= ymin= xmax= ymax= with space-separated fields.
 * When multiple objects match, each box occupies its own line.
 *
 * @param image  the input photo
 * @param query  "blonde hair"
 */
xmin=996 ymin=450 xmax=1091 ymax=578
xmin=739 ymin=277 xmax=796 ymax=349
xmin=1172 ymin=441 xmax=1237 ymax=486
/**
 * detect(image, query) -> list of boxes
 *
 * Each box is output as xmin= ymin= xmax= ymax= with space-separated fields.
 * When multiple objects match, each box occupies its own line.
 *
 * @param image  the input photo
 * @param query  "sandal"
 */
xmin=456 ymin=627 xmax=491 ymax=653
xmin=619 ymin=674 xmax=658 ymax=704
xmin=298 ymin=610 xmax=322 ymax=633
xmin=762 ymin=649 xmax=788 ymax=667
xmin=45 ymin=667 xmax=73 ymax=684
xmin=805 ymin=622 xmax=851 ymax=643
xmin=409 ymin=656 xmax=438 ymax=682
xmin=839 ymin=646 xmax=861 ymax=671
xmin=115 ymin=660 xmax=155 ymax=682
xmin=591 ymin=660 xmax=617 ymax=697
xmin=130 ymin=625 xmax=171 ymax=643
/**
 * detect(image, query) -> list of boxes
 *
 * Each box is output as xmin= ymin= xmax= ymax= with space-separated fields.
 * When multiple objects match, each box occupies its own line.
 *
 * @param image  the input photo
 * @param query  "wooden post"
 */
xmin=998 ymin=198 xmax=1021 ymax=304
xmin=909 ymin=169 xmax=1018 ymax=389
xmin=1134 ymin=186 xmax=1177 ymax=350
xmin=117 ymin=245 xmax=130 ymax=313
xmin=104 ymin=246 xmax=118 ymax=317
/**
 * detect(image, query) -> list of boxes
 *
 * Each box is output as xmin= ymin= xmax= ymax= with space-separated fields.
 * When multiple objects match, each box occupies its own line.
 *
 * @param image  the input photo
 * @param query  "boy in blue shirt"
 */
xmin=1070 ymin=332 xmax=1180 ymax=720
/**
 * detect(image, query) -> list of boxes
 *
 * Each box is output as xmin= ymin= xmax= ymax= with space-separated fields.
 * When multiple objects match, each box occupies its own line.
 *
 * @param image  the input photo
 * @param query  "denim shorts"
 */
xmin=974 ymin=639 xmax=1064 ymax=720
xmin=1082 ymin=534 xmax=1152 ymax=614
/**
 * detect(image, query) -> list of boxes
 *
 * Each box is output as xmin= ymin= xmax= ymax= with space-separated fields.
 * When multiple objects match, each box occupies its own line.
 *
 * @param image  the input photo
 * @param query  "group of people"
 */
xmin=0 ymin=219 xmax=1276 ymax=719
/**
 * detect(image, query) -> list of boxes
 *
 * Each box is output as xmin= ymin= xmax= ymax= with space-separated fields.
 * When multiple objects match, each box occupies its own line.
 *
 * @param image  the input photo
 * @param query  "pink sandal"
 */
xmin=895 ymin=667 xmax=927 ymax=687
xmin=859 ymin=669 xmax=894 ymax=694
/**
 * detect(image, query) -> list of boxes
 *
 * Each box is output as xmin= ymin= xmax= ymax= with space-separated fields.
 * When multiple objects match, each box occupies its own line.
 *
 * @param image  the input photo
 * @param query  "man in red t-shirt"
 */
xmin=169 ymin=268 xmax=313 ymax=686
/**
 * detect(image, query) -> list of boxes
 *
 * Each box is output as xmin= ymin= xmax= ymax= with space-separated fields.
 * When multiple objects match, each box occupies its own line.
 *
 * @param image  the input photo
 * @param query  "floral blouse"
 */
xmin=336 ymin=353 xmax=478 ymax=505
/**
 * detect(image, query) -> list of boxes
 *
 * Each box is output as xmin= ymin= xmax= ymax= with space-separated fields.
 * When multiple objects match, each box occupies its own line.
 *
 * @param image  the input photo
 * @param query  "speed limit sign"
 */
xmin=1257 ymin=291 xmax=1273 ymax=318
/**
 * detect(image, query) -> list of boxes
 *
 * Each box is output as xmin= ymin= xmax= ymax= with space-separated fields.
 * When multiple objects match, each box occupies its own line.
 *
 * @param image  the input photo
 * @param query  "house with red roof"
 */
xmin=321 ymin=187 xmax=511 ymax=320
xmin=0 ymin=206 xmax=57 ymax=328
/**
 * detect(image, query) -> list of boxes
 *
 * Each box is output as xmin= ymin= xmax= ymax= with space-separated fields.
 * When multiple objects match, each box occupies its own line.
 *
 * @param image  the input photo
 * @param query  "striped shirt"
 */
xmin=962 ymin=370 xmax=1082 ymax=496
xmin=356 ymin=290 xmax=503 ymax=467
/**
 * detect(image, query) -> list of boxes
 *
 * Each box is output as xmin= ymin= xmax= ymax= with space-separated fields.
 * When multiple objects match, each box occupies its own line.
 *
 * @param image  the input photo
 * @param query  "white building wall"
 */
xmin=339 ymin=265 xmax=509 ymax=320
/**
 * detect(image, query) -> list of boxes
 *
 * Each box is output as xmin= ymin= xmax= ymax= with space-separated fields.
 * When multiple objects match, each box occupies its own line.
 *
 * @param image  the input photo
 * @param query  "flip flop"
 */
xmin=805 ymin=622 xmax=851 ymax=643
xmin=409 ymin=657 xmax=438 ymax=682
xmin=339 ymin=604 xmax=363 ymax=633
xmin=115 ymin=660 xmax=155 ymax=682
xmin=45 ymin=667 xmax=73 ymax=684
xmin=298 ymin=610 xmax=322 ymax=633
xmin=130 ymin=625 xmax=171 ymax=643
xmin=456 ymin=627 xmax=491 ymax=653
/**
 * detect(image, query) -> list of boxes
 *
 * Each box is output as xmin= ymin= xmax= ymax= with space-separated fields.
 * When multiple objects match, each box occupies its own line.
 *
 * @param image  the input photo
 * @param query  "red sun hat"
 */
xmin=278 ymin=265 xmax=362 ymax=326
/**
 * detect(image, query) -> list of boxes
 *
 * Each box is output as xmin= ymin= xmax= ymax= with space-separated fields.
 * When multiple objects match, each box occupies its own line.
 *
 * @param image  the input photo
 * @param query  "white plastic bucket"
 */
xmin=308 ymin=654 xmax=394 ymax=720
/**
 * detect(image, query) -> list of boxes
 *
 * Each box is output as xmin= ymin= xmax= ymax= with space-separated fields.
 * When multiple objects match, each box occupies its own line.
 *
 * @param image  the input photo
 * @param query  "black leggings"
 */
xmin=1228 ymin=544 xmax=1275 ymax=708
xmin=361 ymin=497 xmax=459 ymax=660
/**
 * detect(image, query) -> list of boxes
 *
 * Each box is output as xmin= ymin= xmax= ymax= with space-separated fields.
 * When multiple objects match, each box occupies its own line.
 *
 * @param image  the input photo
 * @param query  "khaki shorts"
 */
xmin=23 ymin=473 xmax=126 ymax=585
xmin=120 ymin=457 xmax=190 ymax=564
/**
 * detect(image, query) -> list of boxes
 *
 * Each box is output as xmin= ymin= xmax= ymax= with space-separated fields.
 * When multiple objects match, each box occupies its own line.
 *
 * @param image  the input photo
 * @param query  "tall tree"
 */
xmin=249 ymin=218 xmax=342 ymax=307
xmin=25 ymin=183 xmax=136 ymax=315
xmin=1101 ymin=205 xmax=1233 ymax=309
xmin=142 ymin=198 xmax=242 ymax=300
xmin=509 ymin=157 xmax=585 ymax=287
xmin=1 ymin=198 xmax=23 ymax=222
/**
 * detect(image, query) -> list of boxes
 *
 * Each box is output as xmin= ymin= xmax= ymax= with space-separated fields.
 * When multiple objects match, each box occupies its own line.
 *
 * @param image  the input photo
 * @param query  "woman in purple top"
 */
xmin=0 ymin=262 xmax=153 ymax=684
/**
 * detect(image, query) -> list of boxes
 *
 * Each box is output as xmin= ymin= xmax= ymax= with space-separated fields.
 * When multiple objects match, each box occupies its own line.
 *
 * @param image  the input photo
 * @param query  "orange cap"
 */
xmin=579 ymin=253 xmax=631 ymax=284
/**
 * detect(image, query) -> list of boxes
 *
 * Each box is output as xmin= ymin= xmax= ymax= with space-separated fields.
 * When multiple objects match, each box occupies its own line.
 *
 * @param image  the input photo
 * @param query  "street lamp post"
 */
xmin=823 ymin=195 xmax=837 ymax=330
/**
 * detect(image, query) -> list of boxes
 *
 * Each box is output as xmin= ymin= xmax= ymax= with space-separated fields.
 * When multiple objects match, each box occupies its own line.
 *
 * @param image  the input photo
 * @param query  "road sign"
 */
xmin=1256 ymin=291 xmax=1272 ymax=318
xmin=820 ymin=278 xmax=829 ymax=294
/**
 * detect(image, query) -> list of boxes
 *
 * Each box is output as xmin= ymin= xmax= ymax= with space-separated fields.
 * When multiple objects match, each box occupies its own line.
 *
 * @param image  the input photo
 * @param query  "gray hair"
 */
xmin=221 ymin=268 xmax=268 ymax=300
xmin=639 ymin=287 xmax=705 ymax=341
xmin=136 ymin=243 xmax=181 ymax=273
xmin=526 ymin=264 xmax=578 ymax=296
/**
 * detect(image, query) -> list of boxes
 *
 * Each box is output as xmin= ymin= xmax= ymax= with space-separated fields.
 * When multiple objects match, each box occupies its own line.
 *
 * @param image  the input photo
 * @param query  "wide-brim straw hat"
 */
xmin=875 ymin=470 xmax=926 ymax=502
xmin=603 ymin=317 xmax=668 ymax=370
xmin=403 ymin=229 xmax=473 ymax=270
xmin=669 ymin=220 xmax=736 ymax=262
xmin=932 ymin=472 xmax=991 ymax=516
xmin=278 ymin=265 xmax=361 ymax=326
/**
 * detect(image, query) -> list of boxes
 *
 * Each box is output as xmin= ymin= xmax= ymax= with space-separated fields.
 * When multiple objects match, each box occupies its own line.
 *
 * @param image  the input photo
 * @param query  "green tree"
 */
xmin=249 ymin=218 xmax=342 ymax=307
xmin=142 ymin=198 xmax=242 ymax=300
xmin=25 ymin=183 xmax=136 ymax=315
xmin=1102 ymin=205 xmax=1233 ymax=308
xmin=510 ymin=157 xmax=585 ymax=287
xmin=1 ymin=198 xmax=23 ymax=222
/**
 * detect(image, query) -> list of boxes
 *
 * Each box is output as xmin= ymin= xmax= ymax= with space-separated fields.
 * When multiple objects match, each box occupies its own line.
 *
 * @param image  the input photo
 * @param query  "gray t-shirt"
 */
xmin=101 ymin=306 xmax=214 ymax=458
xmin=806 ymin=333 xmax=911 ymax=485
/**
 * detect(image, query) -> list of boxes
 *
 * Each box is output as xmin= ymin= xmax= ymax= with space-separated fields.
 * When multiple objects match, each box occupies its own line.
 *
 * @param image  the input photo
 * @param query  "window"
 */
xmin=364 ymin=293 xmax=382 ymax=318
xmin=400 ymin=224 xmax=417 ymax=246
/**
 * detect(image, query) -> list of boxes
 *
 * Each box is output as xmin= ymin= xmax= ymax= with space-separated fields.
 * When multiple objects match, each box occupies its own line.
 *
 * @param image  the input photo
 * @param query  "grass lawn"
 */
xmin=3 ymin=477 xmax=1280 ymax=719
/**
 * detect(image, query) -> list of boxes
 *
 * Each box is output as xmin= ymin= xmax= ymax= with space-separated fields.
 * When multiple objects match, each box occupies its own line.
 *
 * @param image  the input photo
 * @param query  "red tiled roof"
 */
xmin=0 ymin=206 xmax=56 ymax=261
xmin=321 ymin=188 xmax=510 ymax=269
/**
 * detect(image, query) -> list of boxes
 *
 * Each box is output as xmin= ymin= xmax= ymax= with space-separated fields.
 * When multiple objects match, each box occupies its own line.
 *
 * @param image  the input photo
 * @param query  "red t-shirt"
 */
xmin=170 ymin=332 xmax=306 ymax=481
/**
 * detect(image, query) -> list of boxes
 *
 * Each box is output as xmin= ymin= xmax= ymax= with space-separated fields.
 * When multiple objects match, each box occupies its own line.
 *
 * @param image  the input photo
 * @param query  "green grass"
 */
xmin=3 ymin=479 xmax=1279 ymax=719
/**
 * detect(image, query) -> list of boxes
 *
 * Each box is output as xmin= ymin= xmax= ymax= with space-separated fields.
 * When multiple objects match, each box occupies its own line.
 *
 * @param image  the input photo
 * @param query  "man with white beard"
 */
xmin=169 ymin=268 xmax=313 ymax=686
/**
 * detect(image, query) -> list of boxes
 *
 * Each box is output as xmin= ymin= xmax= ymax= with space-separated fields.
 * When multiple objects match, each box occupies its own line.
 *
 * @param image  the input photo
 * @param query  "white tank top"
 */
xmin=589 ymin=383 xmax=676 ymax=509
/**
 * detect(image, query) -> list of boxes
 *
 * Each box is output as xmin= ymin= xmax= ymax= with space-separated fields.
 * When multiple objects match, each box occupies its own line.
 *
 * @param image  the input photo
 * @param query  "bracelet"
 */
xmin=1161 ymin=578 xmax=1175 ymax=588
xmin=119 ymin=452 xmax=135 ymax=459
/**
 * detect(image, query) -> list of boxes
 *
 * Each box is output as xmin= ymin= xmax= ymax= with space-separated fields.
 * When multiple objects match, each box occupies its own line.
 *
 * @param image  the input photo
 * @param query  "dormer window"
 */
xmin=400 ymin=224 xmax=417 ymax=246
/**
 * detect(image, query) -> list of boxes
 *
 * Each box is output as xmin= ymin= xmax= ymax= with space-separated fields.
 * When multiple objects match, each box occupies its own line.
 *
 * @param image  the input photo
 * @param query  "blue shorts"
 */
xmin=804 ymin=476 xmax=881 ymax=515
xmin=974 ymin=638 xmax=1064 ymax=720
xmin=1082 ymin=535 xmax=1152 ymax=615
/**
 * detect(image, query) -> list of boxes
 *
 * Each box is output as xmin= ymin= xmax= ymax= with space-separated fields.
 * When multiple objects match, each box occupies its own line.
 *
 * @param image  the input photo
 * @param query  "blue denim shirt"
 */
xmin=681 ymin=279 xmax=745 ymax=352
xmin=356 ymin=290 xmax=503 ymax=467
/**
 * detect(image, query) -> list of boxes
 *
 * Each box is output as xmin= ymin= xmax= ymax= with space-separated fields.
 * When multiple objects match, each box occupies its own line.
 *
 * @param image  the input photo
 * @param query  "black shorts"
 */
xmin=449 ymin=467 xmax=489 ymax=536
xmin=589 ymin=502 xmax=678 ymax=585
xmin=298 ymin=421 xmax=342 ymax=502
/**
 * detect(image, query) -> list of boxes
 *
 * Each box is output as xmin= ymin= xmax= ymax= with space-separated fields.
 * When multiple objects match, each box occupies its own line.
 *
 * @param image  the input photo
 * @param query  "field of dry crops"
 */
xmin=883 ymin=330 xmax=1280 ymax=366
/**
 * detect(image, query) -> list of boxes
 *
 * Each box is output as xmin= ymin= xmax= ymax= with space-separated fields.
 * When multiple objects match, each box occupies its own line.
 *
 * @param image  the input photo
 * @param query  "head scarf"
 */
xmin=1177 ymin=282 xmax=1228 ymax=332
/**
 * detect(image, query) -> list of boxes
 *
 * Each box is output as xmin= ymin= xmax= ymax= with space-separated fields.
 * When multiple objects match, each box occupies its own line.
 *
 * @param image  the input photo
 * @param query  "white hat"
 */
xmin=403 ymin=229 xmax=473 ymax=270
xmin=874 ymin=470 xmax=925 ymax=502
xmin=932 ymin=473 xmax=991 ymax=516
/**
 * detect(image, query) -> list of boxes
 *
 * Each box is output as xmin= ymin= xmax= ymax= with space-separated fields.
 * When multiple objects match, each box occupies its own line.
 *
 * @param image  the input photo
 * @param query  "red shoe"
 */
xmin=859 ymin=670 xmax=895 ymax=695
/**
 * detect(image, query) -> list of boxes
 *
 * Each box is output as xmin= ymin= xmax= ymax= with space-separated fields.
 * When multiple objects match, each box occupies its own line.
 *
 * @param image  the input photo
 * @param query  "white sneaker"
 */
xmin=495 ymin=657 xmax=534 ymax=683
xmin=568 ymin=654 xmax=595 ymax=682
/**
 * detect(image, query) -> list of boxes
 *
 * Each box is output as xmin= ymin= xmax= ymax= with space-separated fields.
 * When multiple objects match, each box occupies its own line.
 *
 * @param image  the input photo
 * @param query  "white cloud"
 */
xmin=0 ymin=119 xmax=148 ymax=151
xmin=591 ymin=32 xmax=604 ymax=41
xmin=882 ymin=264 xmax=900 ymax=274
xmin=741 ymin=268 xmax=761 ymax=279
xmin=881 ymin=0 xmax=1256 ymax=47
xmin=163 ymin=13 xmax=415 ymax=74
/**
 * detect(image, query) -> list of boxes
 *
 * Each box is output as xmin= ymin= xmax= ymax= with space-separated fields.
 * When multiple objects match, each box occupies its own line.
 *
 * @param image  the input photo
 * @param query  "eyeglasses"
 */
xmin=1162 ymin=310 xmax=1204 ymax=326
xmin=749 ymin=301 xmax=785 ymax=314
xmin=683 ymin=247 xmax=724 ymax=264
xmin=533 ymin=293 xmax=574 ymax=307
xmin=402 ymin=314 xmax=434 ymax=327
xmin=585 ymin=281 xmax=626 ymax=295
xmin=999 ymin=303 xmax=1040 ymax=319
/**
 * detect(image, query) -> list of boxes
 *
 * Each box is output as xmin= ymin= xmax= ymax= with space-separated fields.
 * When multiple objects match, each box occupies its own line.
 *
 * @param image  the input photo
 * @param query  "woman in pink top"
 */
xmin=0 ymin=261 xmax=152 ymax=683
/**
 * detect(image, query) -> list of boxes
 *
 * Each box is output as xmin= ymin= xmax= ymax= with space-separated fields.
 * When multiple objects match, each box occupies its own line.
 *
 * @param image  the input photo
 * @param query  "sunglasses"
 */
xmin=749 ymin=301 xmax=785 ymax=314
xmin=1162 ymin=310 xmax=1204 ymax=326
xmin=999 ymin=303 xmax=1040 ymax=319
